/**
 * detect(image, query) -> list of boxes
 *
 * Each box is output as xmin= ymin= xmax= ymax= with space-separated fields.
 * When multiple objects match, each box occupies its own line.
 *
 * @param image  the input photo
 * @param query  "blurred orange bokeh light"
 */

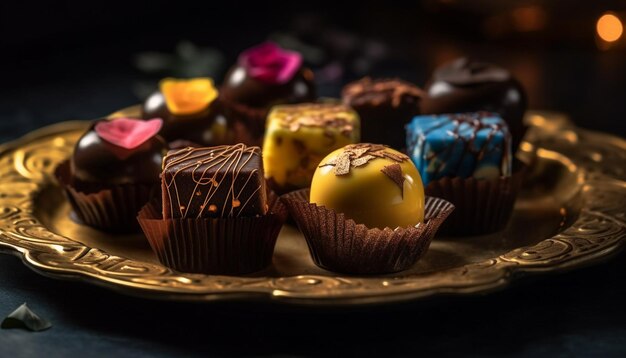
xmin=596 ymin=13 xmax=623 ymax=42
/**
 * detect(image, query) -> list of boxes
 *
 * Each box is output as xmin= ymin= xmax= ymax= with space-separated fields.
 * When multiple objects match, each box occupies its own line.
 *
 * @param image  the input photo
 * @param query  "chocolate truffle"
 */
xmin=161 ymin=144 xmax=268 ymax=219
xmin=221 ymin=42 xmax=316 ymax=108
xmin=420 ymin=58 xmax=527 ymax=150
xmin=142 ymin=78 xmax=234 ymax=147
xmin=342 ymin=77 xmax=423 ymax=150
xmin=71 ymin=118 xmax=167 ymax=187
xmin=220 ymin=42 xmax=316 ymax=144
xmin=57 ymin=118 xmax=167 ymax=232
xmin=262 ymin=103 xmax=360 ymax=193
xmin=310 ymin=143 xmax=425 ymax=229
xmin=406 ymin=112 xmax=512 ymax=185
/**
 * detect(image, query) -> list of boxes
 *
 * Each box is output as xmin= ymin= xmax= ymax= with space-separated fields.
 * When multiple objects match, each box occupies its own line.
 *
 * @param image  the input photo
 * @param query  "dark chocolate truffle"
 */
xmin=221 ymin=65 xmax=316 ymax=109
xmin=71 ymin=119 xmax=167 ymax=187
xmin=142 ymin=78 xmax=235 ymax=147
xmin=219 ymin=42 xmax=316 ymax=145
xmin=420 ymin=58 xmax=527 ymax=150
xmin=342 ymin=77 xmax=423 ymax=150
xmin=161 ymin=144 xmax=268 ymax=219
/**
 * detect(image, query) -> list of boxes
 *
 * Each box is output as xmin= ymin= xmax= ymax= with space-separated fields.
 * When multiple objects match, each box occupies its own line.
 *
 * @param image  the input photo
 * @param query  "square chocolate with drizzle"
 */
xmin=406 ymin=112 xmax=512 ymax=185
xmin=161 ymin=144 xmax=268 ymax=219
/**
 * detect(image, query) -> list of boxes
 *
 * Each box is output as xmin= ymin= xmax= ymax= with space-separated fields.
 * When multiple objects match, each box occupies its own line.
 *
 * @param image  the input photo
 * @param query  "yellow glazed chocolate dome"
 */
xmin=310 ymin=143 xmax=425 ymax=229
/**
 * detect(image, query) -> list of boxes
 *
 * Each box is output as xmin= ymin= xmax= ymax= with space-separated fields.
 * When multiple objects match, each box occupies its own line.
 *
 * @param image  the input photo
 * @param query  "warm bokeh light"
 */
xmin=596 ymin=13 xmax=623 ymax=42
xmin=512 ymin=6 xmax=547 ymax=32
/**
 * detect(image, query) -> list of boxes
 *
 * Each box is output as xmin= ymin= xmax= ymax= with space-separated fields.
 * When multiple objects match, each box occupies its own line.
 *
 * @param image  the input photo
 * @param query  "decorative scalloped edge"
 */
xmin=0 ymin=110 xmax=624 ymax=305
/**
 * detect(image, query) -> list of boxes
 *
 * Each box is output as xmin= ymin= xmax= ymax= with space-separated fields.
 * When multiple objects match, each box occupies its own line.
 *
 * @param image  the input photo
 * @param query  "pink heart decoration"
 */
xmin=95 ymin=118 xmax=163 ymax=149
xmin=238 ymin=42 xmax=302 ymax=85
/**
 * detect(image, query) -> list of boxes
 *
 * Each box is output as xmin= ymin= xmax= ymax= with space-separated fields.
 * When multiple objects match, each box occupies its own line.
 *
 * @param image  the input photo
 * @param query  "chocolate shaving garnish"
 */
xmin=319 ymin=143 xmax=409 ymax=176
xmin=351 ymin=147 xmax=370 ymax=158
xmin=351 ymin=155 xmax=375 ymax=168
xmin=381 ymin=163 xmax=405 ymax=197
xmin=272 ymin=103 xmax=357 ymax=138
xmin=333 ymin=152 xmax=352 ymax=176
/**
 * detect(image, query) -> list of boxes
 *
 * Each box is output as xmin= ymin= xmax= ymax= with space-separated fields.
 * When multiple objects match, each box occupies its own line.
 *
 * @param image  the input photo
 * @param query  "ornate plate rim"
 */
xmin=0 ymin=111 xmax=624 ymax=306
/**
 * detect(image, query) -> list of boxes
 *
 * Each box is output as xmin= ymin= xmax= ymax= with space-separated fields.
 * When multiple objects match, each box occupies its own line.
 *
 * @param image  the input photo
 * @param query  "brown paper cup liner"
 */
xmin=137 ymin=192 xmax=288 ymax=275
xmin=54 ymin=161 xmax=157 ymax=233
xmin=425 ymin=161 xmax=526 ymax=236
xmin=280 ymin=189 xmax=455 ymax=274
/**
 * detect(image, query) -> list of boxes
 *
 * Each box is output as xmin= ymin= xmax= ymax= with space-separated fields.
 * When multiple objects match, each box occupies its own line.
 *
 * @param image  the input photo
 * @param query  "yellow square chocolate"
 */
xmin=262 ymin=103 xmax=360 ymax=191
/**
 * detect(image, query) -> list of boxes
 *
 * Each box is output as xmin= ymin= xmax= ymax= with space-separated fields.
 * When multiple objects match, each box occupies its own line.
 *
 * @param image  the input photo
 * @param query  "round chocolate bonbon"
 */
xmin=310 ymin=143 xmax=425 ymax=229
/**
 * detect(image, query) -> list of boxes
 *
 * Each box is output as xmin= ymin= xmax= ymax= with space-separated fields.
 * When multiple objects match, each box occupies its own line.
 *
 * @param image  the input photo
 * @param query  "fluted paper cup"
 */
xmin=281 ymin=189 xmax=454 ymax=274
xmin=425 ymin=161 xmax=526 ymax=236
xmin=55 ymin=160 xmax=157 ymax=233
xmin=137 ymin=192 xmax=287 ymax=275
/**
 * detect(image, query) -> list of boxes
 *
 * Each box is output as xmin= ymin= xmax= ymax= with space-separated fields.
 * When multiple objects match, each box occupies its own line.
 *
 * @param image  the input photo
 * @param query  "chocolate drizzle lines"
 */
xmin=415 ymin=112 xmax=511 ymax=178
xmin=319 ymin=143 xmax=409 ymax=176
xmin=162 ymin=144 xmax=264 ymax=219
xmin=381 ymin=163 xmax=405 ymax=197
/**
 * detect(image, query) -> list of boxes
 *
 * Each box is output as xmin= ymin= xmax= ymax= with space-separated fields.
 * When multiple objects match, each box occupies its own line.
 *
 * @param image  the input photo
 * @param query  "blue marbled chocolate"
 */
xmin=406 ymin=112 xmax=512 ymax=185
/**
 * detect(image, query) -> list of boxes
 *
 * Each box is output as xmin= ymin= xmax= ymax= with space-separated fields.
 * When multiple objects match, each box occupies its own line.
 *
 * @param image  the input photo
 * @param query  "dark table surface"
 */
xmin=1 ymin=4 xmax=626 ymax=356
xmin=1 ymin=249 xmax=625 ymax=357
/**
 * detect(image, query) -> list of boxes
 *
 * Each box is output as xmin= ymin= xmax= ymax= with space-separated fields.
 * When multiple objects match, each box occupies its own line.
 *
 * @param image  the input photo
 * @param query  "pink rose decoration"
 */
xmin=95 ymin=118 xmax=163 ymax=149
xmin=238 ymin=42 xmax=302 ymax=84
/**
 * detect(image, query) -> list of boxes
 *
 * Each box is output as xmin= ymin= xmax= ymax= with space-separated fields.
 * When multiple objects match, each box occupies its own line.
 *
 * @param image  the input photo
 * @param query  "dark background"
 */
xmin=1 ymin=1 xmax=626 ymax=141
xmin=0 ymin=1 xmax=625 ymax=356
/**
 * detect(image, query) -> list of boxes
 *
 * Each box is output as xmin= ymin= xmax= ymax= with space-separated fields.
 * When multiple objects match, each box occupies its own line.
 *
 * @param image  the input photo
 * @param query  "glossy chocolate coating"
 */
xmin=220 ymin=65 xmax=316 ymax=109
xmin=342 ymin=78 xmax=423 ymax=150
xmin=420 ymin=58 xmax=527 ymax=149
xmin=310 ymin=144 xmax=425 ymax=229
xmin=161 ymin=145 xmax=268 ymax=219
xmin=71 ymin=121 xmax=167 ymax=186
xmin=142 ymin=92 xmax=235 ymax=147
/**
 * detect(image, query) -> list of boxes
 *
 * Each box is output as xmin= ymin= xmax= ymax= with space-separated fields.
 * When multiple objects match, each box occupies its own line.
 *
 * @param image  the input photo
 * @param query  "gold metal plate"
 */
xmin=0 ymin=109 xmax=624 ymax=305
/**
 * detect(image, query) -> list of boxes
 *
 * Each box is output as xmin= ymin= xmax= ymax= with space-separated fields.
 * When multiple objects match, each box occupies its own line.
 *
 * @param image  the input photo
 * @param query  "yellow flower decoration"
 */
xmin=160 ymin=78 xmax=218 ymax=116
